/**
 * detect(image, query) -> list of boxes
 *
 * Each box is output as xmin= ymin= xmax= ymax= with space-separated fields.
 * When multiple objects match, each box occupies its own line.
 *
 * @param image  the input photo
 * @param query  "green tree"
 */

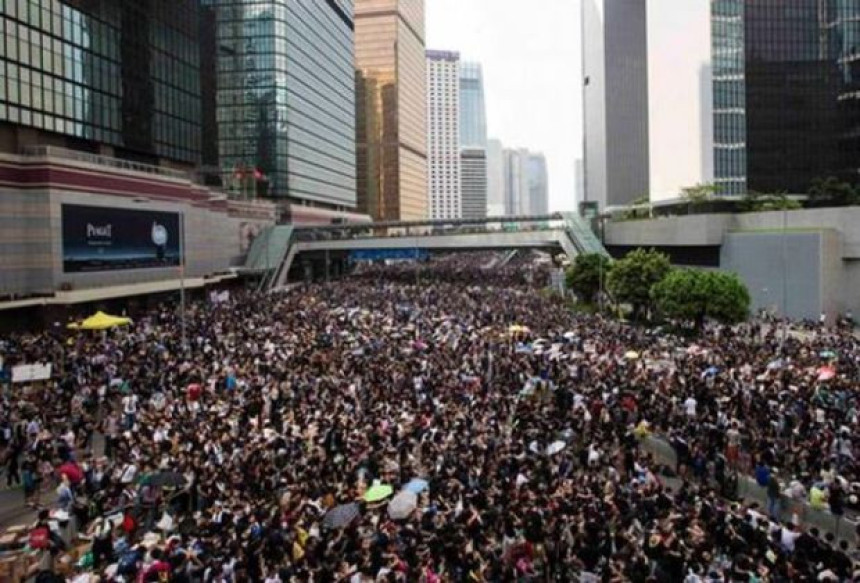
xmin=606 ymin=248 xmax=671 ymax=321
xmin=652 ymin=269 xmax=750 ymax=330
xmin=565 ymin=253 xmax=612 ymax=305
xmin=808 ymin=176 xmax=857 ymax=207
xmin=757 ymin=195 xmax=802 ymax=211
xmin=680 ymin=183 xmax=719 ymax=214
xmin=740 ymin=190 xmax=802 ymax=212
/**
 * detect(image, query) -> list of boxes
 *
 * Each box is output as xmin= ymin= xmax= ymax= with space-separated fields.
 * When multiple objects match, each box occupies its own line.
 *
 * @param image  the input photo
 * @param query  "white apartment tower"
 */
xmin=426 ymin=50 xmax=462 ymax=220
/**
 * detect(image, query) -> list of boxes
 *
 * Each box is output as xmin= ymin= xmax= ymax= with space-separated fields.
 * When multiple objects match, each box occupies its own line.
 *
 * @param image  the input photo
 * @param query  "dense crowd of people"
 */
xmin=0 ymin=253 xmax=858 ymax=582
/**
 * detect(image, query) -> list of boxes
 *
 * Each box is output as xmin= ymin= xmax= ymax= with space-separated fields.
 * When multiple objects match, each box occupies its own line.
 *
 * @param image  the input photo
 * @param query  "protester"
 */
xmin=0 ymin=252 xmax=856 ymax=582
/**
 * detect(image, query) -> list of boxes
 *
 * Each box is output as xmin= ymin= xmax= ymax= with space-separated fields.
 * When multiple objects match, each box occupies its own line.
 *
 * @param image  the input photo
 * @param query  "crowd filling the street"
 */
xmin=1 ymin=252 xmax=860 ymax=582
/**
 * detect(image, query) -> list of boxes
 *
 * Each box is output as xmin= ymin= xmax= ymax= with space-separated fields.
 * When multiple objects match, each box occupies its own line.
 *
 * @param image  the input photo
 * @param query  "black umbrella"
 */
xmin=148 ymin=471 xmax=187 ymax=488
xmin=322 ymin=503 xmax=360 ymax=530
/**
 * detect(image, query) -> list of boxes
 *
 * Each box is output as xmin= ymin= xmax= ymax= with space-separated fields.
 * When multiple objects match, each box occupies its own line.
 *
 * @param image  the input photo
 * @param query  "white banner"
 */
xmin=11 ymin=363 xmax=53 ymax=383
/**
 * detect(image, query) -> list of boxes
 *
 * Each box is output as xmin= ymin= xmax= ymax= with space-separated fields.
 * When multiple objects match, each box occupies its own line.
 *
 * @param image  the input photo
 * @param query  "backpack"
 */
xmin=29 ymin=526 xmax=50 ymax=549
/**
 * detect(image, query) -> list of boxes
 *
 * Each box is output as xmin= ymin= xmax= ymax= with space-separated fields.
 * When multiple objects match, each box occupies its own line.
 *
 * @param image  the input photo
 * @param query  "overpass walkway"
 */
xmin=244 ymin=213 xmax=607 ymax=290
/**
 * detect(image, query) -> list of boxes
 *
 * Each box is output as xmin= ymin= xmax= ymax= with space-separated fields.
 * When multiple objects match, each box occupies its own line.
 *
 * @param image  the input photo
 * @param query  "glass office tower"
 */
xmin=459 ymin=61 xmax=487 ymax=219
xmin=0 ymin=0 xmax=202 ymax=165
xmin=711 ymin=0 xmax=747 ymax=195
xmin=212 ymin=0 xmax=356 ymax=207
xmin=355 ymin=0 xmax=427 ymax=221
xmin=711 ymin=0 xmax=860 ymax=195
xmin=459 ymin=62 xmax=486 ymax=149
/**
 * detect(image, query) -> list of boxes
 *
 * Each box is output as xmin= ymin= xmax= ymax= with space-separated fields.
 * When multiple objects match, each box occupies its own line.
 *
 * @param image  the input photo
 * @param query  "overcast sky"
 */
xmin=426 ymin=0 xmax=582 ymax=212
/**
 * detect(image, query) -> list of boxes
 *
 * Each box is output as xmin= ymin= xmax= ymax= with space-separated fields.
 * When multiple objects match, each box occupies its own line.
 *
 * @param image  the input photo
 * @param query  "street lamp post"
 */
xmin=781 ymin=207 xmax=788 ymax=351
xmin=598 ymin=213 xmax=608 ymax=313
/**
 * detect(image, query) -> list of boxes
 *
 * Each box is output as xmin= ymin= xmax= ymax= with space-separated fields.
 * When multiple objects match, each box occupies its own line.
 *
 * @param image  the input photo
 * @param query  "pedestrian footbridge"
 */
xmin=243 ymin=213 xmax=608 ymax=290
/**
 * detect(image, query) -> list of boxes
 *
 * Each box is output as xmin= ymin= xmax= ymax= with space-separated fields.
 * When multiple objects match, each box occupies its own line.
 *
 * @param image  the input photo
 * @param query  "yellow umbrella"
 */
xmin=67 ymin=311 xmax=133 ymax=331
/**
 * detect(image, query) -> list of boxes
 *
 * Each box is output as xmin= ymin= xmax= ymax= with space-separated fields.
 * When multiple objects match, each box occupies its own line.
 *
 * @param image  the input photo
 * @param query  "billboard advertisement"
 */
xmin=61 ymin=204 xmax=182 ymax=272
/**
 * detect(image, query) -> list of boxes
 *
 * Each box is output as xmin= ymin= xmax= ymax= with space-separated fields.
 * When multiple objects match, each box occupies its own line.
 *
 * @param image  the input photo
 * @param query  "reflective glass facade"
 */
xmin=0 ymin=0 xmax=202 ymax=165
xmin=712 ymin=0 xmax=747 ymax=195
xmin=211 ymin=0 xmax=356 ymax=207
xmin=459 ymin=62 xmax=486 ymax=149
xmin=527 ymin=153 xmax=549 ymax=215
xmin=355 ymin=0 xmax=427 ymax=221
xmin=712 ymin=0 xmax=860 ymax=195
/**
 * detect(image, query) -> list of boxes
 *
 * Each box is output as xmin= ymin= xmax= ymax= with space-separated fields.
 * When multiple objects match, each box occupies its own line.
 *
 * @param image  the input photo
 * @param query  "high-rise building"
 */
xmin=486 ymin=139 xmax=506 ymax=216
xmin=461 ymin=149 xmax=487 ymax=219
xmin=582 ymin=0 xmax=649 ymax=209
xmin=212 ymin=0 xmax=356 ymax=211
xmin=459 ymin=62 xmax=487 ymax=149
xmin=503 ymin=148 xmax=530 ymax=216
xmin=355 ymin=0 xmax=427 ymax=221
xmin=426 ymin=50 xmax=461 ymax=220
xmin=710 ymin=0 xmax=860 ymax=195
xmin=0 ymin=0 xmax=203 ymax=167
xmin=574 ymin=158 xmax=585 ymax=206
xmin=647 ymin=0 xmax=714 ymax=202
xmin=527 ymin=153 xmax=549 ymax=215
xmin=711 ymin=0 xmax=747 ymax=195
xmin=459 ymin=62 xmax=487 ymax=219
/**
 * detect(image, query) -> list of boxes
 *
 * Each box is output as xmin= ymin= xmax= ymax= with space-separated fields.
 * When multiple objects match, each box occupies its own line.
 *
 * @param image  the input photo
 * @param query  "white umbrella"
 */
xmin=546 ymin=441 xmax=567 ymax=456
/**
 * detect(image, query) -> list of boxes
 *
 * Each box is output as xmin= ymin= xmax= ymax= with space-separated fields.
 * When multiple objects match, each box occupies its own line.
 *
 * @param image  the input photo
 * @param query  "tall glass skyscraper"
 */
xmin=459 ymin=61 xmax=487 ymax=219
xmin=459 ymin=62 xmax=486 ymax=149
xmin=0 ymin=0 xmax=203 ymax=166
xmin=212 ymin=0 xmax=356 ymax=208
xmin=711 ymin=0 xmax=860 ymax=195
xmin=711 ymin=0 xmax=747 ymax=195
xmin=355 ymin=0 xmax=427 ymax=221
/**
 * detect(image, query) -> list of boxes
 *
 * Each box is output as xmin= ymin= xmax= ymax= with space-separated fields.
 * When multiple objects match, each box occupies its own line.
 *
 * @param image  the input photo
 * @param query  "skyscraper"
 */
xmin=527 ymin=153 xmax=549 ymax=215
xmin=0 ymin=0 xmax=203 ymax=167
xmin=503 ymin=148 xmax=530 ymax=216
xmin=459 ymin=62 xmax=488 ymax=219
xmin=647 ymin=1 xmax=714 ymax=201
xmin=355 ymin=0 xmax=427 ymax=221
xmin=426 ymin=50 xmax=461 ymax=220
xmin=459 ymin=63 xmax=487 ymax=149
xmin=574 ymin=158 xmax=585 ymax=206
xmin=582 ymin=0 xmax=649 ymax=209
xmin=212 ymin=0 xmax=356 ymax=210
xmin=486 ymin=139 xmax=506 ymax=217
xmin=710 ymin=0 xmax=860 ymax=195
xmin=711 ymin=0 xmax=747 ymax=195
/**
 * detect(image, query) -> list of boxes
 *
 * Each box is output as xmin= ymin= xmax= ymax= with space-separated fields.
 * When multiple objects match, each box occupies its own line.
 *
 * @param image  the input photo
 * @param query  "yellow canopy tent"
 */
xmin=67 ymin=311 xmax=132 ymax=331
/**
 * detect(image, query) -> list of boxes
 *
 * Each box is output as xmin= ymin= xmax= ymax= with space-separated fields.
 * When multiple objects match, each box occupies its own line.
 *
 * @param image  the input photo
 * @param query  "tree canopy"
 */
xmin=652 ymin=268 xmax=750 ymax=329
xmin=605 ymin=248 xmax=671 ymax=320
xmin=565 ymin=253 xmax=612 ymax=305
xmin=808 ymin=176 xmax=857 ymax=207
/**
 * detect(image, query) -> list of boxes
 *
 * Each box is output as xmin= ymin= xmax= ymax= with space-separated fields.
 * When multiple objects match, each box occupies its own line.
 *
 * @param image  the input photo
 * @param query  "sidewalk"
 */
xmin=641 ymin=436 xmax=858 ymax=544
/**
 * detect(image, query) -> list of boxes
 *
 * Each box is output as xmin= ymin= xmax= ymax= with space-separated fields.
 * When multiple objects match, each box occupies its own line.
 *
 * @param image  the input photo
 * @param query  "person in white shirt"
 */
xmin=122 ymin=394 xmax=139 ymax=429
xmin=780 ymin=523 xmax=802 ymax=552
xmin=684 ymin=395 xmax=698 ymax=418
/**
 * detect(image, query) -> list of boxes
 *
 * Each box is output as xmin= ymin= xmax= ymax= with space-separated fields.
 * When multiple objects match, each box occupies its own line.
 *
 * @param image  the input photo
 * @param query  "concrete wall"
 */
xmin=0 ymin=188 xmax=275 ymax=298
xmin=721 ymin=231 xmax=824 ymax=320
xmin=604 ymin=208 xmax=860 ymax=320
xmin=0 ymin=189 xmax=53 ymax=295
